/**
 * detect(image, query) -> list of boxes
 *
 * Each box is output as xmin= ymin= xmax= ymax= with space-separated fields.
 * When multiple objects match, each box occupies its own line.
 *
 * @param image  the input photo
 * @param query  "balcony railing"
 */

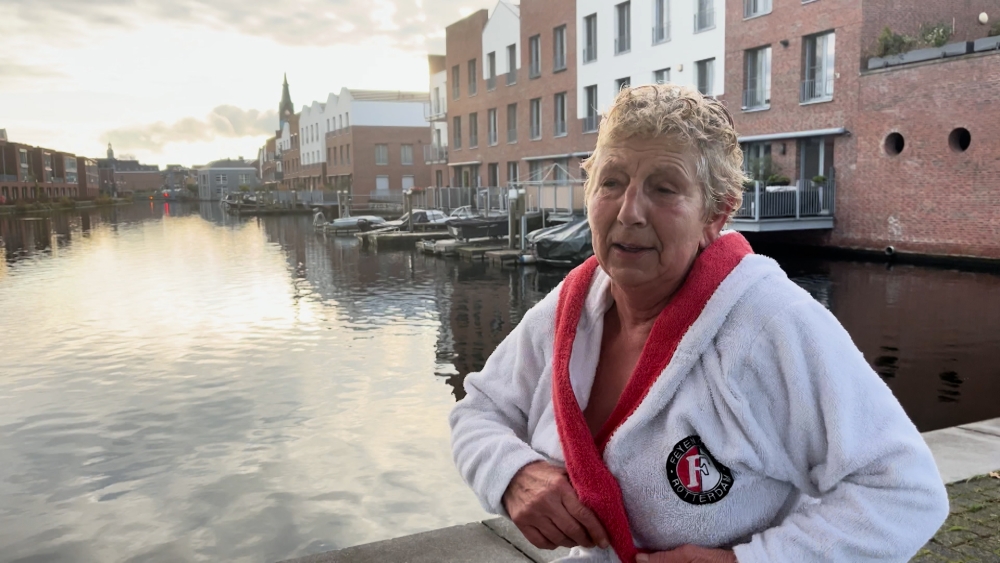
xmin=800 ymin=77 xmax=833 ymax=103
xmin=487 ymin=75 xmax=496 ymax=91
xmin=653 ymin=24 xmax=670 ymax=43
xmin=734 ymin=179 xmax=835 ymax=222
xmin=583 ymin=46 xmax=597 ymax=63
xmin=425 ymin=102 xmax=447 ymax=121
xmin=0 ymin=174 xmax=17 ymax=182
xmin=424 ymin=144 xmax=448 ymax=164
xmin=742 ymin=82 xmax=769 ymax=109
xmin=615 ymin=34 xmax=631 ymax=54
xmin=694 ymin=8 xmax=715 ymax=31
xmin=506 ymin=69 xmax=517 ymax=86
xmin=583 ymin=116 xmax=599 ymax=133
xmin=743 ymin=0 xmax=771 ymax=18
xmin=554 ymin=119 xmax=567 ymax=137
xmin=507 ymin=128 xmax=517 ymax=143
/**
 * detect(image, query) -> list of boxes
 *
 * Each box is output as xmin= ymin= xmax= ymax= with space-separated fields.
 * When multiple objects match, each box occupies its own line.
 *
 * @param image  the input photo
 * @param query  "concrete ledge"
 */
xmin=482 ymin=518 xmax=572 ymax=563
xmin=923 ymin=417 xmax=1000 ymax=484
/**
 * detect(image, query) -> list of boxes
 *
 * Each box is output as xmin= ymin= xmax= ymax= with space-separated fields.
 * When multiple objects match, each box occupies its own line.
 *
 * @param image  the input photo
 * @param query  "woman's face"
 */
xmin=587 ymin=136 xmax=728 ymax=292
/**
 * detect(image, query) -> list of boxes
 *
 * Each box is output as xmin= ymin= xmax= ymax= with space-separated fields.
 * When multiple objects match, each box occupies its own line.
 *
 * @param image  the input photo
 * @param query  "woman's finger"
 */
xmin=521 ymin=525 xmax=557 ymax=551
xmin=536 ymin=517 xmax=577 ymax=549
xmin=560 ymin=490 xmax=610 ymax=549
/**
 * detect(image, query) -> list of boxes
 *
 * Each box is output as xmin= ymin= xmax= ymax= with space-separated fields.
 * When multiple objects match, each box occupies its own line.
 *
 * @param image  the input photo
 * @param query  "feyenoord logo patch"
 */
xmin=666 ymin=436 xmax=734 ymax=505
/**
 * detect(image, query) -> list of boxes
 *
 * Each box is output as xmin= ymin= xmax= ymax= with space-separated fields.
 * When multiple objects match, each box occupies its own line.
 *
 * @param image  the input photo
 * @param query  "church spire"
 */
xmin=107 ymin=143 xmax=115 ymax=160
xmin=279 ymin=74 xmax=294 ymax=123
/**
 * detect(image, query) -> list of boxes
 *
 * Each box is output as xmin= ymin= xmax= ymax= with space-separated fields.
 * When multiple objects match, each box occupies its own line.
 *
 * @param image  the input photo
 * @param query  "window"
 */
xmin=554 ymin=159 xmax=569 ymax=185
xmin=215 ymin=174 xmax=228 ymax=184
xmin=653 ymin=0 xmax=670 ymax=43
xmin=401 ymin=144 xmax=413 ymax=165
xmin=742 ymin=142 xmax=772 ymax=181
xmin=436 ymin=170 xmax=444 ymax=187
xmin=469 ymin=112 xmax=479 ymax=147
xmin=583 ymin=14 xmax=598 ymax=63
xmin=487 ymin=52 xmax=497 ymax=91
xmin=19 ymin=149 xmax=27 ymax=166
xmin=488 ymin=108 xmax=498 ymax=146
xmin=529 ymin=160 xmax=543 ymax=180
xmin=506 ymin=44 xmax=517 ymax=85
xmin=402 ymin=175 xmax=415 ymax=191
xmin=696 ymin=58 xmax=715 ymax=95
xmin=488 ymin=163 xmax=499 ymax=187
xmin=507 ymin=103 xmax=518 ymax=143
xmin=654 ymin=67 xmax=670 ymax=83
xmin=345 ymin=113 xmax=349 ymax=127
xmin=530 ymin=98 xmax=542 ymax=140
xmin=584 ymin=85 xmax=598 ymax=133
xmin=452 ymin=65 xmax=460 ymax=99
xmin=529 ymin=35 xmax=541 ymax=78
xmin=507 ymin=161 xmax=519 ymax=183
xmin=341 ymin=146 xmax=345 ymax=164
xmin=615 ymin=2 xmax=631 ymax=54
xmin=743 ymin=46 xmax=771 ymax=109
xmin=802 ymin=32 xmax=835 ymax=102
xmin=553 ymin=25 xmax=567 ymax=71
xmin=616 ymin=77 xmax=631 ymax=91
xmin=239 ymin=173 xmax=251 ymax=185
xmin=376 ymin=175 xmax=390 ymax=193
xmin=554 ymin=92 xmax=567 ymax=137
xmin=468 ymin=59 xmax=478 ymax=95
xmin=346 ymin=145 xmax=350 ymax=163
xmin=453 ymin=116 xmax=462 ymax=148
xmin=375 ymin=144 xmax=389 ymax=165
xmin=743 ymin=0 xmax=771 ymax=18
xmin=695 ymin=0 xmax=715 ymax=32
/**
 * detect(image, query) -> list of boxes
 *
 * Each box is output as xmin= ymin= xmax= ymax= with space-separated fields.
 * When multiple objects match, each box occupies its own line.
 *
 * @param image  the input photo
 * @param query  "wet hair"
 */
xmin=582 ymin=83 xmax=745 ymax=220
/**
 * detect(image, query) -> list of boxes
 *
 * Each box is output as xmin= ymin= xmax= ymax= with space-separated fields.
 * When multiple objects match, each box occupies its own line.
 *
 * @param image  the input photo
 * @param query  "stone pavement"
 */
xmin=911 ymin=472 xmax=1000 ymax=563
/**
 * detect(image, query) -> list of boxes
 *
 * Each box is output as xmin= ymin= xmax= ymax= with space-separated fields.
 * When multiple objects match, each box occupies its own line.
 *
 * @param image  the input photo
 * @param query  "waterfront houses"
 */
xmin=197 ymin=159 xmax=261 ymax=201
xmin=0 ymin=137 xmax=85 ymax=201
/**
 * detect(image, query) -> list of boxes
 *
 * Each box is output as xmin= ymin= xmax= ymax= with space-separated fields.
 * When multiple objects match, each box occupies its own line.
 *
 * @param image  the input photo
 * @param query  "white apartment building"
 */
xmin=426 ymin=65 xmax=449 ymax=165
xmin=576 ymin=0 xmax=726 ymax=122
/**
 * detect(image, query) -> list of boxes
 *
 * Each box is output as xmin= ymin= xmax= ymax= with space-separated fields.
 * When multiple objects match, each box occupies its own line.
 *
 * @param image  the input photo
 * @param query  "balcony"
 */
xmin=615 ymin=34 xmax=631 ymax=55
xmin=800 ymin=77 xmax=833 ymax=103
xmin=425 ymin=102 xmax=447 ymax=122
xmin=424 ymin=144 xmax=448 ymax=164
xmin=507 ymin=128 xmax=517 ymax=143
xmin=743 ymin=0 xmax=771 ymax=18
xmin=652 ymin=24 xmax=670 ymax=44
xmin=694 ymin=8 xmax=715 ymax=32
xmin=506 ymin=69 xmax=517 ymax=86
xmin=732 ymin=179 xmax=835 ymax=232
xmin=582 ymin=46 xmax=596 ymax=64
xmin=487 ymin=75 xmax=496 ymax=91
xmin=742 ymin=82 xmax=769 ymax=110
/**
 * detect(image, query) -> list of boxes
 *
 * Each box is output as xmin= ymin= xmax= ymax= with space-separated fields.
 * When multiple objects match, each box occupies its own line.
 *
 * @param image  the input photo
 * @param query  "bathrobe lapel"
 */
xmin=551 ymin=233 xmax=753 ymax=563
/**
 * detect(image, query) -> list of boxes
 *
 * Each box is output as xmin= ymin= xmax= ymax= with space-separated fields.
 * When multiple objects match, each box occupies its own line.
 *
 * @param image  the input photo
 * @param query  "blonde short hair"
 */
xmin=582 ymin=83 xmax=745 ymax=220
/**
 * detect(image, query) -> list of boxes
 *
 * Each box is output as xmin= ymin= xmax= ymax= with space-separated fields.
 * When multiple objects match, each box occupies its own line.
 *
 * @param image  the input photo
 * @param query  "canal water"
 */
xmin=0 ymin=202 xmax=998 ymax=563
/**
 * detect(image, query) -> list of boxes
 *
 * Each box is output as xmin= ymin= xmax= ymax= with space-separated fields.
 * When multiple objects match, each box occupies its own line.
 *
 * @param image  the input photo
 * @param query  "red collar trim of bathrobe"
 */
xmin=551 ymin=233 xmax=753 ymax=563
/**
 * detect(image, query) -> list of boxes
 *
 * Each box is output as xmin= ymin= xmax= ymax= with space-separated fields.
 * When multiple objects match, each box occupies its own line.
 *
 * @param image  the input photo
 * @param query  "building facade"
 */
xmin=77 ymin=158 xmax=100 ymax=198
xmin=197 ymin=159 xmax=261 ymax=200
xmin=425 ymin=55 xmax=450 ymax=189
xmin=0 ymin=138 xmax=83 ymax=201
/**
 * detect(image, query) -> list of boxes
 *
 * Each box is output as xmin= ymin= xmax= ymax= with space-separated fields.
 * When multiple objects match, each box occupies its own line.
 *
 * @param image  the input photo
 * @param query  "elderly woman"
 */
xmin=449 ymin=84 xmax=947 ymax=563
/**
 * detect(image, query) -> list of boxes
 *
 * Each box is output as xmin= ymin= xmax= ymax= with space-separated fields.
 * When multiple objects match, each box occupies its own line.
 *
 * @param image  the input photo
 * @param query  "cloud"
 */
xmin=102 ymin=106 xmax=278 ymax=152
xmin=0 ymin=60 xmax=64 ymax=79
xmin=2 ymin=0 xmax=488 ymax=50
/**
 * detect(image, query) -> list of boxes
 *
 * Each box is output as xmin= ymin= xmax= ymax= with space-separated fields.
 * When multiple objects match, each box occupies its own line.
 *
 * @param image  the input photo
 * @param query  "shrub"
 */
xmin=14 ymin=201 xmax=28 ymax=214
xmin=766 ymin=174 xmax=791 ymax=186
xmin=95 ymin=195 xmax=114 ymax=206
xmin=990 ymin=22 xmax=1000 ymax=37
xmin=57 ymin=197 xmax=76 ymax=209
xmin=875 ymin=27 xmax=917 ymax=57
xmin=812 ymin=175 xmax=827 ymax=185
xmin=919 ymin=22 xmax=952 ymax=47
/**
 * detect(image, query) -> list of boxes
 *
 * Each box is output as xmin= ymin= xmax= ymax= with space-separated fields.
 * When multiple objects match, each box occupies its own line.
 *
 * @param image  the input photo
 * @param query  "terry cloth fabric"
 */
xmin=551 ymin=234 xmax=752 ymax=563
xmin=450 ymin=231 xmax=949 ymax=563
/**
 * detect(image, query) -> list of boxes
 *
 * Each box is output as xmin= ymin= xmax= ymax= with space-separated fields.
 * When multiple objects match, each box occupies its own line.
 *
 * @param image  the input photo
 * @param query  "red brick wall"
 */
xmin=861 ymin=1 xmax=997 ymax=60
xmin=349 ymin=126 xmax=432 ymax=198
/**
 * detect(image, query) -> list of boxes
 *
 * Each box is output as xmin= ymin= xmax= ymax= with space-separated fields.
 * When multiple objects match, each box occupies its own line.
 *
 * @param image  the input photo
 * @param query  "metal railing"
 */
xmin=694 ymin=7 xmax=715 ymax=31
xmin=734 ymin=179 xmax=835 ymax=221
xmin=743 ymin=0 xmax=771 ymax=18
xmin=507 ymin=128 xmax=517 ymax=143
xmin=615 ymin=34 xmax=631 ymax=54
xmin=742 ymin=81 xmax=769 ymax=109
xmin=653 ymin=24 xmax=670 ymax=43
xmin=583 ymin=116 xmax=599 ymax=133
xmin=424 ymin=102 xmax=447 ymax=121
xmin=506 ymin=69 xmax=517 ymax=86
xmin=800 ymin=77 xmax=833 ymax=103
xmin=424 ymin=144 xmax=448 ymax=164
xmin=554 ymin=119 xmax=567 ymax=137
xmin=583 ymin=46 xmax=597 ymax=63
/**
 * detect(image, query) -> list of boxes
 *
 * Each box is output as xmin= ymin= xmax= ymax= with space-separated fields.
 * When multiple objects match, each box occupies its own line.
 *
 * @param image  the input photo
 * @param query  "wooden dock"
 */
xmin=356 ymin=230 xmax=452 ymax=251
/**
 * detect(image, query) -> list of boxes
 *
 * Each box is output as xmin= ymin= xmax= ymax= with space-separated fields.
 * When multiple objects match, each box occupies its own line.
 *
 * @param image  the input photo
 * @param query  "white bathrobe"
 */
xmin=449 ymin=232 xmax=948 ymax=563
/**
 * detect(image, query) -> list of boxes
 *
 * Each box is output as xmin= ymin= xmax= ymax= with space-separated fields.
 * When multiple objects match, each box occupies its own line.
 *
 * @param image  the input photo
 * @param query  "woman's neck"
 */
xmin=608 ymin=279 xmax=681 ymax=333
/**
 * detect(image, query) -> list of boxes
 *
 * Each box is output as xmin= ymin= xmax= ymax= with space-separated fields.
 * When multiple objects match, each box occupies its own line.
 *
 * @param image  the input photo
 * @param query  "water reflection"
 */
xmin=0 ymin=203 xmax=998 ymax=563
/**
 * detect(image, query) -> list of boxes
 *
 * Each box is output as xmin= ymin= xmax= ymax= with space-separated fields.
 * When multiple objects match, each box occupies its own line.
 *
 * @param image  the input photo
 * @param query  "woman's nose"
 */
xmin=617 ymin=182 xmax=647 ymax=226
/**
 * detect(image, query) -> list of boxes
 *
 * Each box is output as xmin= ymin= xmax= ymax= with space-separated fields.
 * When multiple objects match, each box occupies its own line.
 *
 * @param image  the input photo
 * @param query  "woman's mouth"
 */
xmin=612 ymin=243 xmax=653 ymax=254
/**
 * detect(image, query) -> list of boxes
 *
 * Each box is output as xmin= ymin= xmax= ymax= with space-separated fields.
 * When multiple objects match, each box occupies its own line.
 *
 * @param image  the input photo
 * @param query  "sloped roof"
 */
xmin=346 ymin=89 xmax=429 ymax=102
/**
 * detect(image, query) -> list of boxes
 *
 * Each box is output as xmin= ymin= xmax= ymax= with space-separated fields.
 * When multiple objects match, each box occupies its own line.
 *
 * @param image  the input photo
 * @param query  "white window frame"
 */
xmin=615 ymin=2 xmax=631 ymax=55
xmin=743 ymin=45 xmax=771 ymax=110
xmin=401 ymin=144 xmax=414 ymax=165
xmin=375 ymin=144 xmax=389 ymax=165
xmin=530 ymin=98 xmax=542 ymax=140
xmin=554 ymin=92 xmax=567 ymax=137
xmin=583 ymin=14 xmax=598 ymax=63
xmin=529 ymin=35 xmax=541 ymax=77
xmin=553 ymin=25 xmax=567 ymax=71
xmin=696 ymin=58 xmax=715 ymax=96
xmin=653 ymin=0 xmax=670 ymax=43
xmin=654 ymin=67 xmax=670 ymax=83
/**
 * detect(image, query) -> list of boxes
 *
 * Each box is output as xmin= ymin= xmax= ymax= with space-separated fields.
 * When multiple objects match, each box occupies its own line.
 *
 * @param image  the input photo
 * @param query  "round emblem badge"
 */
xmin=666 ymin=435 xmax=734 ymax=505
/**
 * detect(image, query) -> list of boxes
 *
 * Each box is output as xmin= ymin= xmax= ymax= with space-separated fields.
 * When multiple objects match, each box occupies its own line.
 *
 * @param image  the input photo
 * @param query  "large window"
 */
xmin=506 ymin=44 xmax=517 ymax=85
xmin=802 ymin=31 xmax=835 ymax=102
xmin=375 ymin=144 xmax=389 ymax=165
xmin=507 ymin=162 xmax=519 ymax=183
xmin=530 ymin=98 xmax=542 ymax=140
xmin=554 ymin=92 xmax=567 ymax=137
xmin=742 ymin=142 xmax=772 ymax=181
xmin=654 ymin=67 xmax=670 ymax=83
xmin=695 ymin=0 xmax=715 ymax=32
xmin=583 ymin=14 xmax=597 ymax=63
xmin=401 ymin=144 xmax=413 ymax=165
xmin=488 ymin=108 xmax=498 ymax=146
xmin=615 ymin=2 xmax=631 ymax=54
xmin=469 ymin=112 xmax=479 ymax=147
xmin=376 ymin=175 xmax=389 ymax=193
xmin=468 ymin=59 xmax=478 ymax=96
xmin=743 ymin=0 xmax=771 ymax=18
xmin=653 ymin=0 xmax=670 ymax=43
xmin=743 ymin=46 xmax=771 ymax=109
xmin=487 ymin=52 xmax=497 ymax=91
xmin=507 ymin=103 xmax=518 ymax=143
xmin=488 ymin=163 xmax=499 ymax=187
xmin=553 ymin=25 xmax=567 ymax=71
xmin=584 ymin=85 xmax=598 ymax=133
xmin=529 ymin=35 xmax=541 ymax=78
xmin=453 ymin=116 xmax=462 ymax=149
xmin=696 ymin=58 xmax=715 ymax=96
xmin=529 ymin=160 xmax=543 ymax=180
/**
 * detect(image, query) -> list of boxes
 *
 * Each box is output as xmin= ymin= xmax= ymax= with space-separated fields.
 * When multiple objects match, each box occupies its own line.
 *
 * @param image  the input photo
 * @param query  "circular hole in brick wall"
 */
xmin=885 ymin=132 xmax=905 ymax=156
xmin=949 ymin=128 xmax=971 ymax=153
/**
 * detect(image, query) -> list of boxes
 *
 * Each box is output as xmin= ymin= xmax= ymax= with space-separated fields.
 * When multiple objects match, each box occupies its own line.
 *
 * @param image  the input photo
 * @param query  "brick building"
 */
xmin=278 ymin=113 xmax=301 ymax=191
xmin=0 ymin=138 xmax=83 ymax=201
xmin=721 ymin=0 xmax=1000 ymax=259
xmin=77 ymin=158 xmax=100 ymax=198
xmin=441 ymin=0 xmax=591 ymax=211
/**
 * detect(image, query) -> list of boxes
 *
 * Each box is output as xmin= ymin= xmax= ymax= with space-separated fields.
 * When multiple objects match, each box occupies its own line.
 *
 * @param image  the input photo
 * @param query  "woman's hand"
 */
xmin=502 ymin=460 xmax=610 ymax=551
xmin=636 ymin=545 xmax=737 ymax=563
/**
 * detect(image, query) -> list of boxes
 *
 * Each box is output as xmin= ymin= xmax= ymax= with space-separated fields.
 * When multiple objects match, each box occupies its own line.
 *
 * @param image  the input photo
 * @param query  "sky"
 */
xmin=0 ymin=0 xmax=496 ymax=168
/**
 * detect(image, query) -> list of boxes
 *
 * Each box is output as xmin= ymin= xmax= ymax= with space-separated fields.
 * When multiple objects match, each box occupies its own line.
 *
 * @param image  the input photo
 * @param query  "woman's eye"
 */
xmin=656 ymin=186 xmax=674 ymax=194
xmin=602 ymin=179 xmax=620 ymax=188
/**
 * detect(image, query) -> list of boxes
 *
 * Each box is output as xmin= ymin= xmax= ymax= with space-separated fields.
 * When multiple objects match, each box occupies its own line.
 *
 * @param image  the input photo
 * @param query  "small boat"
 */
xmin=447 ymin=211 xmax=544 ymax=241
xmin=528 ymin=218 xmax=593 ymax=266
xmin=327 ymin=215 xmax=387 ymax=232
